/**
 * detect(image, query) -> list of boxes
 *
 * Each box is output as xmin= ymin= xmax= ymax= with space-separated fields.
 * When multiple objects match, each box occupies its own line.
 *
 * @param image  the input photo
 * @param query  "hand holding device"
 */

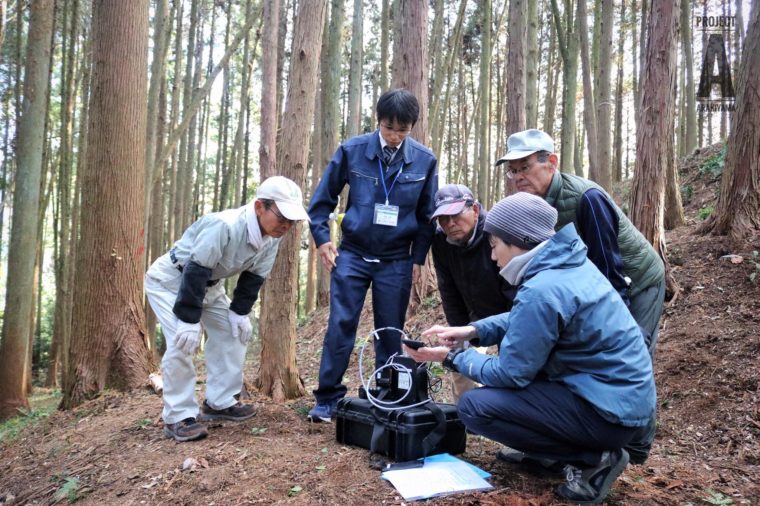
xmin=401 ymin=339 xmax=426 ymax=350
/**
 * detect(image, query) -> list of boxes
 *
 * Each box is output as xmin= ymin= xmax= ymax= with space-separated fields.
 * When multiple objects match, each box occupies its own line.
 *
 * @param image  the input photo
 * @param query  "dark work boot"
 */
xmin=496 ymin=448 xmax=566 ymax=477
xmin=163 ymin=417 xmax=208 ymax=442
xmin=198 ymin=400 xmax=257 ymax=422
xmin=556 ymin=448 xmax=630 ymax=504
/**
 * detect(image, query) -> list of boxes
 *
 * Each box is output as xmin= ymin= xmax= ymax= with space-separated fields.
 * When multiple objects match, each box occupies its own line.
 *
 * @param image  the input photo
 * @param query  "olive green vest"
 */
xmin=544 ymin=172 xmax=664 ymax=297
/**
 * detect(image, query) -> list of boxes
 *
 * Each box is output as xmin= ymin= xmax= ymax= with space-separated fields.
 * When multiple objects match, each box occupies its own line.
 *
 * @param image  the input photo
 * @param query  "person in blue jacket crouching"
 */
xmin=405 ymin=192 xmax=655 ymax=504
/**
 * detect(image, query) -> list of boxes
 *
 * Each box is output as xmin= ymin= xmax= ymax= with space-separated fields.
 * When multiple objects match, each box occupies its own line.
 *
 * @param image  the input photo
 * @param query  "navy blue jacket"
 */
xmin=432 ymin=209 xmax=516 ymax=326
xmin=309 ymin=131 xmax=438 ymax=264
xmin=576 ymin=189 xmax=629 ymax=304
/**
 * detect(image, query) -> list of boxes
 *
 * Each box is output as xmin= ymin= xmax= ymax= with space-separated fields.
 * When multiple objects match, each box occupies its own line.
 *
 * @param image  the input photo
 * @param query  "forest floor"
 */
xmin=1 ymin=144 xmax=759 ymax=505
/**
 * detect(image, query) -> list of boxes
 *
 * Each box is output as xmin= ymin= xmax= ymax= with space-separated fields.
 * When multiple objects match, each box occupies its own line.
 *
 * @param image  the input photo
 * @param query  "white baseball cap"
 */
xmin=256 ymin=176 xmax=310 ymax=222
xmin=495 ymin=129 xmax=555 ymax=165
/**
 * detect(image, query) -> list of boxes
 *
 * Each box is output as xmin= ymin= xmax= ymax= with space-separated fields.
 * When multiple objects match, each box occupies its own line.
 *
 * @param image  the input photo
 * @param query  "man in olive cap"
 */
xmin=429 ymin=183 xmax=516 ymax=400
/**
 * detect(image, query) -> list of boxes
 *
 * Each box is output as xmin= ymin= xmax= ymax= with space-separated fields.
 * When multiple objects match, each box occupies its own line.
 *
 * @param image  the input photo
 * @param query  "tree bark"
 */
xmin=477 ymin=0 xmax=492 ymax=203
xmin=62 ymin=0 xmax=151 ymax=409
xmin=525 ymin=0 xmax=539 ymax=128
xmin=550 ymin=0 xmax=579 ymax=173
xmin=629 ymin=0 xmax=679 ymax=294
xmin=392 ymin=0 xmax=429 ymax=143
xmin=506 ymin=0 xmax=527 ymax=135
xmin=48 ymin=0 xmax=80 ymax=387
xmin=0 ymin=0 xmax=54 ymax=421
xmin=612 ymin=0 xmax=626 ymax=182
xmin=595 ymin=0 xmax=614 ymax=190
xmin=257 ymin=0 xmax=327 ymax=401
xmin=578 ymin=0 xmax=599 ymax=182
xmin=679 ymin=0 xmax=697 ymax=155
xmin=392 ymin=0 xmax=433 ymax=306
xmin=702 ymin=0 xmax=760 ymax=241
xmin=346 ymin=0 xmax=363 ymax=137
xmin=259 ymin=0 xmax=280 ymax=179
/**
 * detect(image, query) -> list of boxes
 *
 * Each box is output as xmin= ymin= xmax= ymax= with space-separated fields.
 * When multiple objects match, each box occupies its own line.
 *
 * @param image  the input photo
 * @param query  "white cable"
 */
xmin=358 ymin=327 xmax=434 ymax=411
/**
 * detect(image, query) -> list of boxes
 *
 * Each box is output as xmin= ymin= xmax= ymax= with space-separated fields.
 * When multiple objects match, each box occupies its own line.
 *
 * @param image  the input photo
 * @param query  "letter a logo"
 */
xmin=697 ymin=34 xmax=735 ymax=100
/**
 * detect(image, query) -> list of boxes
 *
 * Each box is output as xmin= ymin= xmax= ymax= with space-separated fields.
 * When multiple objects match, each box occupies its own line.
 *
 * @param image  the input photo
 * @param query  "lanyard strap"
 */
xmin=378 ymin=158 xmax=403 ymax=205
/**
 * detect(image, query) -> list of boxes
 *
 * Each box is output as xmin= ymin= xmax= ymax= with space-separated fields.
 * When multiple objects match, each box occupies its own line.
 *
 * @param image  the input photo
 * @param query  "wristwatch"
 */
xmin=442 ymin=349 xmax=465 ymax=373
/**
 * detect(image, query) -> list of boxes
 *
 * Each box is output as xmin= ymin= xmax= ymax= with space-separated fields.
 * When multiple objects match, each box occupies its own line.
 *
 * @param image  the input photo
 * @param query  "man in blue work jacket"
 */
xmin=307 ymin=89 xmax=438 ymax=422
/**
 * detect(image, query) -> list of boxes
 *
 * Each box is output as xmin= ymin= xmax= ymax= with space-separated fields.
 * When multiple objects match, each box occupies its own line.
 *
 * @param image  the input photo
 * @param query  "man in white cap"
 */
xmin=495 ymin=129 xmax=665 ymax=464
xmin=145 ymin=176 xmax=310 ymax=442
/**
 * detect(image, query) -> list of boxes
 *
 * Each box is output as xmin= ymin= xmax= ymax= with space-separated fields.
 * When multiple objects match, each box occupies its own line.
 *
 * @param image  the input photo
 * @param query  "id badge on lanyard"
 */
xmin=374 ymin=203 xmax=399 ymax=226
xmin=374 ymin=158 xmax=402 ymax=227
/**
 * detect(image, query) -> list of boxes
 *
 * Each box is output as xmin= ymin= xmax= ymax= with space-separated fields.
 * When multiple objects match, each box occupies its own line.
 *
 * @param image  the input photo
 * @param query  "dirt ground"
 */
xmin=1 ymin=147 xmax=759 ymax=505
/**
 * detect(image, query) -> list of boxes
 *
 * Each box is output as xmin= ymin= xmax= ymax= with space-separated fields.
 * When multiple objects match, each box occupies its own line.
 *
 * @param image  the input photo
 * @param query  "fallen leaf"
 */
xmin=666 ymin=480 xmax=685 ymax=490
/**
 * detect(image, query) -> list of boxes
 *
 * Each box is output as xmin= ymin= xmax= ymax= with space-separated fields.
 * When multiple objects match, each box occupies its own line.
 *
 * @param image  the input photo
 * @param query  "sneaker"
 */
xmin=198 ymin=400 xmax=257 ymax=422
xmin=163 ymin=417 xmax=208 ymax=442
xmin=307 ymin=401 xmax=335 ymax=423
xmin=555 ymin=448 xmax=630 ymax=504
xmin=496 ymin=448 xmax=566 ymax=477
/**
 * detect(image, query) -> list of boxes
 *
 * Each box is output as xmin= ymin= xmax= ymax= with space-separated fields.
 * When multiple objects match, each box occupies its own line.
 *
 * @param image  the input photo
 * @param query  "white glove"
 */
xmin=228 ymin=310 xmax=253 ymax=345
xmin=174 ymin=320 xmax=202 ymax=355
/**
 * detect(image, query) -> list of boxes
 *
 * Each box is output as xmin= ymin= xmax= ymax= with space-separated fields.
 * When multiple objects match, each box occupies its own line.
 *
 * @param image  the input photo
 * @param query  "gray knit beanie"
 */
xmin=484 ymin=192 xmax=558 ymax=249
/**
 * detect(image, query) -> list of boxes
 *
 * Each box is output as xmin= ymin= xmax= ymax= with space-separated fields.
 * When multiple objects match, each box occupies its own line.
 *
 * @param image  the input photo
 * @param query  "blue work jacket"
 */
xmin=308 ymin=131 xmax=438 ymax=264
xmin=454 ymin=224 xmax=656 ymax=428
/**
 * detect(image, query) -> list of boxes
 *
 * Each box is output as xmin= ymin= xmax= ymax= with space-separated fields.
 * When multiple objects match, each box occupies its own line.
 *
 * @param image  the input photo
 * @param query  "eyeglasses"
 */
xmin=379 ymin=122 xmax=412 ymax=135
xmin=266 ymin=205 xmax=293 ymax=224
xmin=506 ymin=160 xmax=540 ymax=179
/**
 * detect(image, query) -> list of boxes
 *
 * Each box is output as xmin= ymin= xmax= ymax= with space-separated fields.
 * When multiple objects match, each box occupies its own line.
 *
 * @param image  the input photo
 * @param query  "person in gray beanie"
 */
xmin=405 ymin=192 xmax=655 ymax=504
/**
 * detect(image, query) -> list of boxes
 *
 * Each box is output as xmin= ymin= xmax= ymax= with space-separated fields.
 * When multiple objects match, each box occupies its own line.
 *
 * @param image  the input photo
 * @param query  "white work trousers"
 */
xmin=145 ymin=266 xmax=247 ymax=424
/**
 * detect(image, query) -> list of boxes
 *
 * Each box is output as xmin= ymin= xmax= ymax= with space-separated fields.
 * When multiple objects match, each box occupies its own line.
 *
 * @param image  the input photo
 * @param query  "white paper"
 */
xmin=382 ymin=460 xmax=493 ymax=501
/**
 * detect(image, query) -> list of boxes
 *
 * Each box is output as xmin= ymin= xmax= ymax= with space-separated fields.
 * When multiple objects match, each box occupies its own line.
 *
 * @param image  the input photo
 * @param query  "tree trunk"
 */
xmin=702 ymin=0 xmax=760 ymax=241
xmin=392 ymin=0 xmax=429 ymax=143
xmin=392 ymin=0 xmax=432 ymax=307
xmin=144 ymin=0 xmax=168 ymax=254
xmin=258 ymin=0 xmax=327 ymax=401
xmin=305 ymin=67 xmax=324 ymax=314
xmin=525 ymin=0 xmax=539 ymax=128
xmin=506 ymin=0 xmax=527 ymax=135
xmin=679 ymin=0 xmax=697 ymax=155
xmin=550 ymin=0 xmax=579 ymax=173
xmin=61 ymin=31 xmax=92 ymax=388
xmin=477 ymin=0 xmax=491 ymax=203
xmin=174 ymin=0 xmax=198 ymax=232
xmin=346 ymin=0 xmax=363 ymax=137
xmin=543 ymin=17 xmax=559 ymax=136
xmin=48 ymin=0 xmax=80 ymax=387
xmin=578 ymin=0 xmax=599 ymax=181
xmin=595 ymin=0 xmax=614 ymax=190
xmin=259 ymin=0 xmax=280 ymax=179
xmin=612 ymin=0 xmax=626 ymax=182
xmin=629 ymin=0 xmax=679 ymax=293
xmin=379 ymin=0 xmax=390 ymax=93
xmin=0 ymin=0 xmax=54 ymax=421
xmin=62 ymin=0 xmax=151 ymax=409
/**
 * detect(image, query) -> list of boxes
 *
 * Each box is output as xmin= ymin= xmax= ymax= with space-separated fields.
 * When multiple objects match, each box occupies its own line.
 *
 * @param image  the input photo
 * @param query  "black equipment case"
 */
xmin=335 ymin=397 xmax=467 ymax=461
